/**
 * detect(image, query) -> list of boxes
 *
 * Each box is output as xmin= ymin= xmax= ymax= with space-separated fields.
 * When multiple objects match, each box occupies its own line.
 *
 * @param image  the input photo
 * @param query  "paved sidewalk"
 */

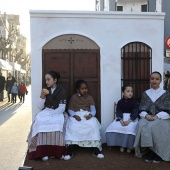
xmin=0 ymin=86 xmax=32 ymax=170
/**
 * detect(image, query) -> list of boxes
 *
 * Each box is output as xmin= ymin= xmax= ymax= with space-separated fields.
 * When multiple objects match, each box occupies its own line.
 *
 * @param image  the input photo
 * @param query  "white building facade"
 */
xmin=30 ymin=10 xmax=164 ymax=142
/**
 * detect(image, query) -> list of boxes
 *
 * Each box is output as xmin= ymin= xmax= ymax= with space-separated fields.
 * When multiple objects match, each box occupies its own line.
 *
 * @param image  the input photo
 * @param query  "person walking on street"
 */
xmin=0 ymin=72 xmax=6 ymax=102
xmin=11 ymin=82 xmax=18 ymax=103
xmin=19 ymin=82 xmax=27 ymax=103
xmin=6 ymin=72 xmax=16 ymax=102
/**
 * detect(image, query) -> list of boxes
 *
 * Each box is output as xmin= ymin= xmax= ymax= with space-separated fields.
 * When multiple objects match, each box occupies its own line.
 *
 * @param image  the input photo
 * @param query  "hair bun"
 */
xmin=56 ymin=72 xmax=60 ymax=79
xmin=47 ymin=71 xmax=60 ymax=80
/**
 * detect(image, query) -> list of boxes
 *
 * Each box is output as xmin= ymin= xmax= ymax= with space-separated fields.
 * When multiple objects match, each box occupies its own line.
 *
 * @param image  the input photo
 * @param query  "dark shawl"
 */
xmin=44 ymin=84 xmax=67 ymax=110
xmin=116 ymin=97 xmax=139 ymax=121
xmin=68 ymin=93 xmax=95 ymax=112
xmin=139 ymin=90 xmax=170 ymax=115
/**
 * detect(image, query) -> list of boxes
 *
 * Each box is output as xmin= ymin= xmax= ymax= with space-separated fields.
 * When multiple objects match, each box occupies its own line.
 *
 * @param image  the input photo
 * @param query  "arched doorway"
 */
xmin=42 ymin=34 xmax=101 ymax=121
xmin=121 ymin=42 xmax=152 ymax=102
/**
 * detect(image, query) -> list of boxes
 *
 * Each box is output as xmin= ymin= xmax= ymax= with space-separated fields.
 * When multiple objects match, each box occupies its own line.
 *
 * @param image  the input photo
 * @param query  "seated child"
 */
xmin=105 ymin=84 xmax=139 ymax=153
xmin=64 ymin=79 xmax=104 ymax=160
xmin=27 ymin=71 xmax=67 ymax=161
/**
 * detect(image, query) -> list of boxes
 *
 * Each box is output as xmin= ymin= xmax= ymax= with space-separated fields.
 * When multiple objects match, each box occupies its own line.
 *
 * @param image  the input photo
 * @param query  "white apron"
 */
xmin=65 ymin=110 xmax=101 ymax=141
xmin=31 ymin=107 xmax=64 ymax=137
xmin=106 ymin=113 xmax=138 ymax=136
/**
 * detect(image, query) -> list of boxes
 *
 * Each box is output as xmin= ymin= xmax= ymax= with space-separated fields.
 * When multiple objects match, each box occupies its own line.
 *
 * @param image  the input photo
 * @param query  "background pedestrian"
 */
xmin=19 ymin=82 xmax=27 ymax=103
xmin=11 ymin=81 xmax=18 ymax=103
xmin=6 ymin=72 xmax=16 ymax=102
xmin=0 ymin=72 xmax=6 ymax=102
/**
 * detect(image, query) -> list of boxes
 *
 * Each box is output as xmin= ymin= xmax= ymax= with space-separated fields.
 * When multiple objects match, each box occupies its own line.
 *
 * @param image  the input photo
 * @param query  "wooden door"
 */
xmin=42 ymin=49 xmax=101 ymax=121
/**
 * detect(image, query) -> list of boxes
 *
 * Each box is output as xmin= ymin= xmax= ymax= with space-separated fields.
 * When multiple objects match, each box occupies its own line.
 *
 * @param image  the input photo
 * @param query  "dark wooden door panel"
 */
xmin=73 ymin=52 xmax=98 ymax=78
xmin=44 ymin=52 xmax=71 ymax=78
xmin=43 ymin=51 xmax=72 ymax=100
xmin=42 ymin=49 xmax=101 ymax=121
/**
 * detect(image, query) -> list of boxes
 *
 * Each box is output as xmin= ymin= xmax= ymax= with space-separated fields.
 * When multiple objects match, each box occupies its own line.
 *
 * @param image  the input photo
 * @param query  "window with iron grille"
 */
xmin=141 ymin=4 xmax=147 ymax=12
xmin=117 ymin=6 xmax=123 ymax=11
xmin=121 ymin=42 xmax=152 ymax=102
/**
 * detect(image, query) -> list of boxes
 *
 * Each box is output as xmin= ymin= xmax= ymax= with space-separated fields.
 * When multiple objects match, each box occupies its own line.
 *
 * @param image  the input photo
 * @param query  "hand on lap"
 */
xmin=73 ymin=115 xmax=81 ymax=121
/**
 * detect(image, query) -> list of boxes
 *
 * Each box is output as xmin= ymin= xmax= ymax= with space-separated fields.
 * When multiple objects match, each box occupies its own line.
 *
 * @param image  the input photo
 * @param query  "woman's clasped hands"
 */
xmin=145 ymin=114 xmax=158 ymax=121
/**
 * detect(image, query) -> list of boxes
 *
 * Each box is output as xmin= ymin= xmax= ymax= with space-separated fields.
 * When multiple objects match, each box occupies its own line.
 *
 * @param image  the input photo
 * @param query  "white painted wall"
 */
xmin=156 ymin=0 xmax=162 ymax=12
xmin=104 ymin=0 xmax=109 ymax=11
xmin=30 ymin=11 xmax=165 ymax=142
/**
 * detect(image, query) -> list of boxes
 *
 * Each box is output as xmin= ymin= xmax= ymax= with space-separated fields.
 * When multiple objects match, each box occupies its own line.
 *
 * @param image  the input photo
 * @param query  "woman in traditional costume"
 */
xmin=105 ymin=84 xmax=139 ymax=153
xmin=6 ymin=72 xmax=16 ymax=102
xmin=27 ymin=71 xmax=67 ymax=161
xmin=134 ymin=71 xmax=170 ymax=163
xmin=64 ymin=79 xmax=104 ymax=160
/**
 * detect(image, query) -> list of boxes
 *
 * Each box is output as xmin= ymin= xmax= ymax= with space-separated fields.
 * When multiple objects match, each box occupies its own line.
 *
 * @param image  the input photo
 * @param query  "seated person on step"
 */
xmin=106 ymin=84 xmax=139 ymax=153
xmin=27 ymin=71 xmax=68 ymax=161
xmin=64 ymin=79 xmax=104 ymax=160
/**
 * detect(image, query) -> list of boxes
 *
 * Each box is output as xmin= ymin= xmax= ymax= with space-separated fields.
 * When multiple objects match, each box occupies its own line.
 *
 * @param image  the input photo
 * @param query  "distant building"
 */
xmin=0 ymin=13 xmax=30 ymax=89
xmin=96 ymin=0 xmax=170 ymax=71
xmin=96 ymin=0 xmax=162 ymax=12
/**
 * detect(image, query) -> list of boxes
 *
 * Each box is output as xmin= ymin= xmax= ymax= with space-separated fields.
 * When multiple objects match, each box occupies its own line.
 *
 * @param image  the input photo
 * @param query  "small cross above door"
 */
xmin=68 ymin=37 xmax=74 ymax=44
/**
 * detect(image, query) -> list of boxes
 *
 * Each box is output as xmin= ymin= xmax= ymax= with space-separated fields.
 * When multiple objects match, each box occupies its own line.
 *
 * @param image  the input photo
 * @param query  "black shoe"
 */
xmin=145 ymin=151 xmax=154 ymax=163
xmin=93 ymin=147 xmax=101 ymax=155
xmin=92 ymin=148 xmax=104 ymax=159
xmin=153 ymin=159 xmax=161 ymax=163
xmin=153 ymin=153 xmax=162 ymax=163
xmin=65 ymin=145 xmax=73 ymax=156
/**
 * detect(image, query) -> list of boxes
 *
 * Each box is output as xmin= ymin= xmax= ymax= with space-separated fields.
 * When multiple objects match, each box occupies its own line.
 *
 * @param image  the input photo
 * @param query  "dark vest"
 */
xmin=44 ymin=84 xmax=67 ymax=110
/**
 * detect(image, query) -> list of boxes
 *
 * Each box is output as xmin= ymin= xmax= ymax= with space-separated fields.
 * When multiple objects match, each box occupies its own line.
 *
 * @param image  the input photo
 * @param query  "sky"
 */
xmin=0 ymin=0 xmax=95 ymax=50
